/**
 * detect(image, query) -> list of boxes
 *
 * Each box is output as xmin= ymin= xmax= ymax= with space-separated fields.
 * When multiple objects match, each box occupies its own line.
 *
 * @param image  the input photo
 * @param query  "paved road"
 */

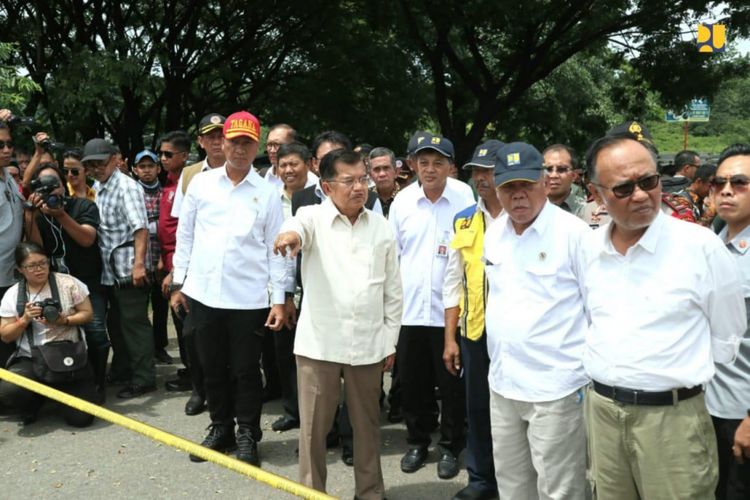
xmin=0 ymin=338 xmax=468 ymax=499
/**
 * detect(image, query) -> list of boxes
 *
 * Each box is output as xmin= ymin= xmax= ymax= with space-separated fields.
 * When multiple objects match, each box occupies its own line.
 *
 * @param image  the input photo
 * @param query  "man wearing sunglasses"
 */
xmin=580 ymin=132 xmax=746 ymax=499
xmin=0 ymin=111 xmax=24 ymax=367
xmin=705 ymin=143 xmax=750 ymax=499
xmin=542 ymin=144 xmax=586 ymax=218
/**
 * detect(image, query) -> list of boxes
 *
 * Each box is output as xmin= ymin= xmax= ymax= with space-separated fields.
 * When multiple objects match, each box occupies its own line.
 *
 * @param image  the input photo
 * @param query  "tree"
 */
xmin=0 ymin=42 xmax=40 ymax=108
xmin=369 ymin=0 xmax=750 ymax=162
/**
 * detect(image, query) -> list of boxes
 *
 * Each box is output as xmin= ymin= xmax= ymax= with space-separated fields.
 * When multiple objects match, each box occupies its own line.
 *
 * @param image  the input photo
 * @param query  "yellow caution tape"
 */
xmin=0 ymin=368 xmax=335 ymax=500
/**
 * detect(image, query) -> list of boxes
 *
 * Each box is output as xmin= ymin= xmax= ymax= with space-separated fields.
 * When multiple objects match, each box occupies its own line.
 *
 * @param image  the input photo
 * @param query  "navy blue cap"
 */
xmin=462 ymin=139 xmax=505 ymax=170
xmin=406 ymin=131 xmax=430 ymax=155
xmin=412 ymin=132 xmax=454 ymax=158
xmin=494 ymin=142 xmax=544 ymax=187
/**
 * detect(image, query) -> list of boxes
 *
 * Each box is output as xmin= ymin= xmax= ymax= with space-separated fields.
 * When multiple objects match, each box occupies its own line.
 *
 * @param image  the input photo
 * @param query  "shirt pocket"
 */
xmin=229 ymin=206 xmax=259 ymax=241
xmin=369 ymin=243 xmax=387 ymax=283
xmin=523 ymin=261 xmax=559 ymax=301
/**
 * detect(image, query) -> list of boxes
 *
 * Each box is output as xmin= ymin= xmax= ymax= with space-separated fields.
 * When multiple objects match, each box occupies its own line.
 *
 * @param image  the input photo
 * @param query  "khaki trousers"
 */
xmin=296 ymin=355 xmax=385 ymax=500
xmin=490 ymin=388 xmax=587 ymax=500
xmin=585 ymin=386 xmax=718 ymax=499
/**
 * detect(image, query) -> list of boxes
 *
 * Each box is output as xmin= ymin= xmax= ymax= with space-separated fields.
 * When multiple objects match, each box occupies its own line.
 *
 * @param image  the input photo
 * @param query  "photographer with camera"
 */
xmin=0 ymin=242 xmax=96 ymax=427
xmin=20 ymin=131 xmax=63 ymax=197
xmin=23 ymin=162 xmax=108 ymax=403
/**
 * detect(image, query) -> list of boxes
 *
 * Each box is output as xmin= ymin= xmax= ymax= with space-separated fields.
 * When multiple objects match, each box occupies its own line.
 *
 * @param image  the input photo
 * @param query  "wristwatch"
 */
xmin=168 ymin=282 xmax=183 ymax=294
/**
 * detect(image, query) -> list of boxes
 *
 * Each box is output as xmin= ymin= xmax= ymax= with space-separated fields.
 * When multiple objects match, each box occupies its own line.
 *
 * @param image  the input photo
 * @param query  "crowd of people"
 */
xmin=0 ymin=106 xmax=749 ymax=500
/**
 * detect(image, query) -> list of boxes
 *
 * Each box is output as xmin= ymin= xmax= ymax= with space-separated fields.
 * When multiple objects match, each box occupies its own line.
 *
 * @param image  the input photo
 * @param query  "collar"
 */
xmin=220 ymin=164 xmax=260 ymax=187
xmin=371 ymin=180 xmax=400 ymax=201
xmin=314 ymin=182 xmax=327 ymax=201
xmin=602 ymin=210 xmax=664 ymax=256
xmin=503 ymin=199 xmax=554 ymax=237
xmin=721 ymin=223 xmax=750 ymax=255
xmin=476 ymin=197 xmax=501 ymax=222
xmin=320 ymin=196 xmax=367 ymax=226
xmin=98 ymin=168 xmax=122 ymax=191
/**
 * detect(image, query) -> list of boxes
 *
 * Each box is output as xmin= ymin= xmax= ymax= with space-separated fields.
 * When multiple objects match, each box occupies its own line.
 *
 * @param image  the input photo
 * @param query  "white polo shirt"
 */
xmin=484 ymin=201 xmax=590 ymax=402
xmin=580 ymin=211 xmax=745 ymax=391
xmin=389 ymin=178 xmax=475 ymax=327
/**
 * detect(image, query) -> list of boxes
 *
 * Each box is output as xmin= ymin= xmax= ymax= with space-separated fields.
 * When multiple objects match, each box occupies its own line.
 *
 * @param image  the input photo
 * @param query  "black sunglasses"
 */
xmin=158 ymin=150 xmax=184 ymax=159
xmin=0 ymin=140 xmax=13 ymax=149
xmin=710 ymin=175 xmax=750 ymax=190
xmin=64 ymin=168 xmax=80 ymax=176
xmin=594 ymin=173 xmax=660 ymax=199
xmin=543 ymin=165 xmax=571 ymax=174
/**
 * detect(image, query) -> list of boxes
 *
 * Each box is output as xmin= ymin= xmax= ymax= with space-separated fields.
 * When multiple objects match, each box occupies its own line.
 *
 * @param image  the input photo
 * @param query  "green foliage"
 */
xmin=0 ymin=43 xmax=40 ymax=108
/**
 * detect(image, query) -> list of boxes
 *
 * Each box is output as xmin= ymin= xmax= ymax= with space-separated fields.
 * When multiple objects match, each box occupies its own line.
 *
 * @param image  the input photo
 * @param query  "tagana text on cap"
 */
xmin=223 ymin=111 xmax=261 ymax=141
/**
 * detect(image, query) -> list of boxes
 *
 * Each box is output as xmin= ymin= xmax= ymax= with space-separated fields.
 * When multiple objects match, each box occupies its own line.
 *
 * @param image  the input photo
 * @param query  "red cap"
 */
xmin=223 ymin=111 xmax=261 ymax=141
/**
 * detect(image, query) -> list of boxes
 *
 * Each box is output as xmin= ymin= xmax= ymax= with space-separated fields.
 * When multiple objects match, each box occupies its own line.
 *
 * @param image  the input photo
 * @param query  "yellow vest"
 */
xmin=450 ymin=205 xmax=487 ymax=341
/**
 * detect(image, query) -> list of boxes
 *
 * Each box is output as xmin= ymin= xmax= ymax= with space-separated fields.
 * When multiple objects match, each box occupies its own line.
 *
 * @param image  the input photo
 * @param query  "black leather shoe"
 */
xmin=236 ymin=426 xmax=260 ymax=466
xmin=184 ymin=391 xmax=206 ymax=416
xmin=271 ymin=415 xmax=300 ymax=432
xmin=437 ymin=450 xmax=460 ymax=479
xmin=452 ymin=485 xmax=499 ymax=500
xmin=342 ymin=447 xmax=354 ymax=466
xmin=190 ymin=424 xmax=236 ymax=463
xmin=165 ymin=377 xmax=192 ymax=392
xmin=400 ymin=446 xmax=428 ymax=473
xmin=154 ymin=348 xmax=173 ymax=364
xmin=116 ymin=384 xmax=157 ymax=399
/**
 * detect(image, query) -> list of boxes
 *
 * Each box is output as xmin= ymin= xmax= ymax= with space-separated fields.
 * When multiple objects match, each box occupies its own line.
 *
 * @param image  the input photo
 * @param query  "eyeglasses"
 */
xmin=710 ymin=175 xmax=750 ymax=190
xmin=158 ymin=150 xmax=183 ymax=159
xmin=64 ymin=168 xmax=80 ymax=177
xmin=266 ymin=142 xmax=282 ymax=151
xmin=0 ymin=141 xmax=13 ymax=150
xmin=327 ymin=176 xmax=369 ymax=188
xmin=593 ymin=173 xmax=660 ymax=199
xmin=21 ymin=259 xmax=49 ymax=271
xmin=543 ymin=165 xmax=571 ymax=174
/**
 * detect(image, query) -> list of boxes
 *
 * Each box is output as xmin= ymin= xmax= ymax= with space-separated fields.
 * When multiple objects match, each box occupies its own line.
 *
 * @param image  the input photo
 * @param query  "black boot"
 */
xmin=88 ymin=346 xmax=110 ymax=404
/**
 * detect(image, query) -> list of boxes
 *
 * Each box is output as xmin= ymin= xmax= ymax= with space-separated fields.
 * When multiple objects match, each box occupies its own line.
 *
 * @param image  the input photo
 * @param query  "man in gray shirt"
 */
xmin=706 ymin=143 xmax=750 ymax=499
xmin=0 ymin=112 xmax=24 ymax=366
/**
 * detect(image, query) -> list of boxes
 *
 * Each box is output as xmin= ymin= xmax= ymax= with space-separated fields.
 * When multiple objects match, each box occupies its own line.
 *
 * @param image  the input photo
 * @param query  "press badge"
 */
xmin=436 ymin=230 xmax=450 ymax=258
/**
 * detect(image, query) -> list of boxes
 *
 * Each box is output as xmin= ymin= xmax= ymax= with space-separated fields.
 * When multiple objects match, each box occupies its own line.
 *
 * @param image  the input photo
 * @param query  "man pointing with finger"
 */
xmin=171 ymin=110 xmax=287 ymax=467
xmin=274 ymin=149 xmax=402 ymax=500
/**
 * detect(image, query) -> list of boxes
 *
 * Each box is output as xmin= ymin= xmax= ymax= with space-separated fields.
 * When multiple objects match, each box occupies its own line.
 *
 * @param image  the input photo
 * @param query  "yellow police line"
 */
xmin=0 ymin=368 xmax=335 ymax=500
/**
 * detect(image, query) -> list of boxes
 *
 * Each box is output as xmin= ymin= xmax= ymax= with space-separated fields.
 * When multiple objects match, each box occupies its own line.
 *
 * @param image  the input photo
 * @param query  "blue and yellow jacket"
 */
xmin=451 ymin=204 xmax=487 ymax=341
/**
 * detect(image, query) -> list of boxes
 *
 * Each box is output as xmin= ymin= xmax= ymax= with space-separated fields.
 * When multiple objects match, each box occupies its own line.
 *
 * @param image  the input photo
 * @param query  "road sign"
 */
xmin=665 ymin=99 xmax=710 ymax=122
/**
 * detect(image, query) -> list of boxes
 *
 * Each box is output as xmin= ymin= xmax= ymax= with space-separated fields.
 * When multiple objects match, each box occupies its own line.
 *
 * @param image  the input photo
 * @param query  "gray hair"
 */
xmin=368 ymin=147 xmax=396 ymax=168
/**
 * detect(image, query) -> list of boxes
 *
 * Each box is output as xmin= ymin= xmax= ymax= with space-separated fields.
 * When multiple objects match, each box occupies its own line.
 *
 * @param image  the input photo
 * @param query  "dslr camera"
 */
xmin=7 ymin=116 xmax=36 ymax=128
xmin=38 ymin=137 xmax=67 ymax=153
xmin=34 ymin=298 xmax=62 ymax=322
xmin=30 ymin=175 xmax=63 ymax=209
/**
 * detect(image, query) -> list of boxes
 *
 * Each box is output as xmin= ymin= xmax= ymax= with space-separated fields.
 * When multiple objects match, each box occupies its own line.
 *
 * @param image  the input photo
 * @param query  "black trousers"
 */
xmin=274 ymin=324 xmax=298 ymax=419
xmin=397 ymin=325 xmax=466 ymax=455
xmin=182 ymin=299 xmax=204 ymax=397
xmin=0 ymin=357 xmax=96 ymax=427
xmin=461 ymin=334 xmax=497 ymax=494
xmin=150 ymin=280 xmax=169 ymax=351
xmin=713 ymin=416 xmax=750 ymax=499
xmin=190 ymin=299 xmax=264 ymax=440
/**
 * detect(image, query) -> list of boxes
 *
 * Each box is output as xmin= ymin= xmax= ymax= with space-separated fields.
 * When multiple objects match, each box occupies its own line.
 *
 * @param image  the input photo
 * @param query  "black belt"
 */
xmin=592 ymin=381 xmax=702 ymax=406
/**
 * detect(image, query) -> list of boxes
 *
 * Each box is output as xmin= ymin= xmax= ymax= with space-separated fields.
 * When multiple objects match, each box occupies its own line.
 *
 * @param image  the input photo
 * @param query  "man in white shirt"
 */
xmin=483 ymin=142 xmax=590 ymax=499
xmin=270 ymin=141 xmax=318 ymax=434
xmin=389 ymin=132 xmax=474 ymax=479
xmin=170 ymin=111 xmax=286 ymax=467
xmin=263 ymin=123 xmax=296 ymax=188
xmin=705 ymin=143 xmax=750 ymax=499
xmin=274 ymin=149 xmax=402 ymax=500
xmin=581 ymin=132 xmax=746 ymax=499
